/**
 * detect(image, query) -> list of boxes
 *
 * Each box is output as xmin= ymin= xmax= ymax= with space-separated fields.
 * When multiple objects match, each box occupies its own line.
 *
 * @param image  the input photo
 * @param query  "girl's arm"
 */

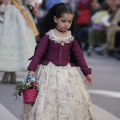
xmin=71 ymin=39 xmax=91 ymax=76
xmin=71 ymin=39 xmax=92 ymax=85
xmin=27 ymin=34 xmax=49 ymax=72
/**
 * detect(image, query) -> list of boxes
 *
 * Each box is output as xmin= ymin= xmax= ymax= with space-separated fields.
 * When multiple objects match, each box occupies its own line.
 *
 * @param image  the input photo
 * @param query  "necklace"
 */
xmin=56 ymin=27 xmax=66 ymax=33
xmin=55 ymin=28 xmax=67 ymax=46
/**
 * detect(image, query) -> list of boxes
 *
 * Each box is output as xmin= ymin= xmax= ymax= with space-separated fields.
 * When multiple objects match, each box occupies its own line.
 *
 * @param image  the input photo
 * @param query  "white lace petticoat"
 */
xmin=0 ymin=5 xmax=36 ymax=71
xmin=20 ymin=62 xmax=95 ymax=120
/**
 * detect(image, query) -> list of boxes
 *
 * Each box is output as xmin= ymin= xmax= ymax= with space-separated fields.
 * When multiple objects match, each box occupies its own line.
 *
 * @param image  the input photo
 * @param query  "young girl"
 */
xmin=21 ymin=3 xmax=94 ymax=120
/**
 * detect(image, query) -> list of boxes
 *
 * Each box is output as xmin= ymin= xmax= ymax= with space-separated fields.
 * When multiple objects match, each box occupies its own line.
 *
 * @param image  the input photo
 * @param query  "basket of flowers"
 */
xmin=13 ymin=75 xmax=39 ymax=104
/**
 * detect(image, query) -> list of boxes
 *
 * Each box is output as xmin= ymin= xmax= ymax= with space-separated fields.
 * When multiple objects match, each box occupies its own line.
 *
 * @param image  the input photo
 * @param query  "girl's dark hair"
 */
xmin=38 ymin=3 xmax=75 ymax=38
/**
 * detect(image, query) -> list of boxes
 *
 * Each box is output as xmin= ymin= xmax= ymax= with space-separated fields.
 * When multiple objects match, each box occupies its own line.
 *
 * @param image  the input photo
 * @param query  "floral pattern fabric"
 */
xmin=21 ymin=62 xmax=95 ymax=120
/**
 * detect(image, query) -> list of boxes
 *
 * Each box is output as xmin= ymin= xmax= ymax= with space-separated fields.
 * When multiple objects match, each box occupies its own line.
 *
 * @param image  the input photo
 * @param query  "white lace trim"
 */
xmin=46 ymin=29 xmax=74 ymax=43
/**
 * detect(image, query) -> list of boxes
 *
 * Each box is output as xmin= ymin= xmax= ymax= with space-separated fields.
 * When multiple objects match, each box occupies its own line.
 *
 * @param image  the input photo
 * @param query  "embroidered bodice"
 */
xmin=28 ymin=30 xmax=91 ymax=76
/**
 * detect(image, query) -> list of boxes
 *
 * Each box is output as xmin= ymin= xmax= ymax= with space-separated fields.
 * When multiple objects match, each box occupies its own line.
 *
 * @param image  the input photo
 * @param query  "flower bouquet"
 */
xmin=13 ymin=75 xmax=39 ymax=104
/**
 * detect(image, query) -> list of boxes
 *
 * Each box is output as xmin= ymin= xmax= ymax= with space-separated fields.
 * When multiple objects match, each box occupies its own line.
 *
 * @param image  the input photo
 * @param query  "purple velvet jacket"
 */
xmin=28 ymin=34 xmax=91 ymax=76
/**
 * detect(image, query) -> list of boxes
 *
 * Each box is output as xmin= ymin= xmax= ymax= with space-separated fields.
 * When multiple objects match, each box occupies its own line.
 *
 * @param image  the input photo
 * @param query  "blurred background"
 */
xmin=0 ymin=0 xmax=120 ymax=120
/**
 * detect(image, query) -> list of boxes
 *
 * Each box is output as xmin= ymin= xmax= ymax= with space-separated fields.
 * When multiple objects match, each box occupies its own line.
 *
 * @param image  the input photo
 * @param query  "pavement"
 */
xmin=93 ymin=104 xmax=120 ymax=120
xmin=0 ymin=101 xmax=120 ymax=120
xmin=0 ymin=103 xmax=18 ymax=120
xmin=0 ymin=71 xmax=120 ymax=120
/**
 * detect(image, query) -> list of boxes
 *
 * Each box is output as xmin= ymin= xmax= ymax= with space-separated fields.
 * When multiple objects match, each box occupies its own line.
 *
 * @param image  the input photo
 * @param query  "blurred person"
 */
xmin=114 ymin=31 xmax=120 ymax=60
xmin=76 ymin=0 xmax=92 ymax=51
xmin=35 ymin=3 xmax=46 ymax=33
xmin=89 ymin=1 xmax=101 ymax=31
xmin=0 ymin=0 xmax=38 ymax=83
xmin=90 ymin=0 xmax=101 ymax=15
xmin=0 ymin=1 xmax=6 ymax=65
xmin=87 ymin=0 xmax=101 ymax=48
xmin=106 ymin=0 xmax=120 ymax=56
xmin=87 ymin=1 xmax=112 ymax=56
xmin=69 ymin=0 xmax=80 ymax=12
xmin=22 ymin=1 xmax=45 ymax=26
xmin=45 ymin=0 xmax=65 ymax=10
xmin=0 ymin=0 xmax=7 ymax=22
xmin=33 ymin=2 xmax=45 ymax=24
xmin=22 ymin=0 xmax=39 ymax=18
xmin=21 ymin=3 xmax=94 ymax=120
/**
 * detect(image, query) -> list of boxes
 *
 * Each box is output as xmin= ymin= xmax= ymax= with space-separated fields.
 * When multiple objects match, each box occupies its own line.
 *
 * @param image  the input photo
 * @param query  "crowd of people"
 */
xmin=75 ymin=0 xmax=120 ymax=59
xmin=34 ymin=0 xmax=120 ymax=59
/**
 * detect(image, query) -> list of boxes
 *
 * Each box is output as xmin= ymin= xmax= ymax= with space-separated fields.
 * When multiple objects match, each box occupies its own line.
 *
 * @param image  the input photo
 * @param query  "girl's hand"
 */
xmin=28 ymin=71 xmax=35 ymax=77
xmin=85 ymin=74 xmax=92 ymax=86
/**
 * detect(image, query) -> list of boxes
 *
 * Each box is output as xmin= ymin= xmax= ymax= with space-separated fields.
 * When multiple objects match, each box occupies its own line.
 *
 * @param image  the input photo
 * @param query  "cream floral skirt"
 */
xmin=21 ymin=62 xmax=95 ymax=120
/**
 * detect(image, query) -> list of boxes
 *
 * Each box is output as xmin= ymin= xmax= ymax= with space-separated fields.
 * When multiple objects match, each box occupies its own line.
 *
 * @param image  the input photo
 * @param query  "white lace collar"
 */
xmin=46 ymin=29 xmax=74 ymax=44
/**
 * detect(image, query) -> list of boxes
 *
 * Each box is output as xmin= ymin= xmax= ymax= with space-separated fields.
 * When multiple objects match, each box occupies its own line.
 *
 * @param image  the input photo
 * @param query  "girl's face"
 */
xmin=54 ymin=13 xmax=74 ymax=32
